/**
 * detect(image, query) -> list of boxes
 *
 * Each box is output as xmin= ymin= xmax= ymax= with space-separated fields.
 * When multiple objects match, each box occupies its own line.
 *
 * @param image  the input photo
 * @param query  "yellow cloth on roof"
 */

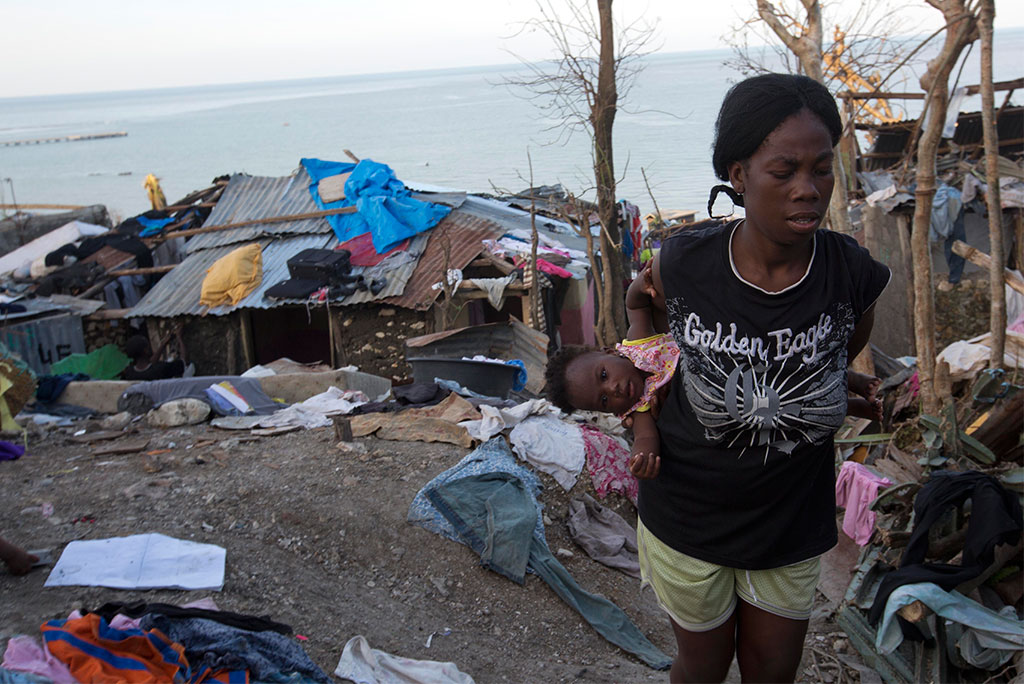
xmin=199 ymin=243 xmax=263 ymax=308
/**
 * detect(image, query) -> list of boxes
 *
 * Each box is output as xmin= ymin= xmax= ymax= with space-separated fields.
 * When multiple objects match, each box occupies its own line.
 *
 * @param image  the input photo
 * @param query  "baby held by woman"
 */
xmin=545 ymin=254 xmax=881 ymax=479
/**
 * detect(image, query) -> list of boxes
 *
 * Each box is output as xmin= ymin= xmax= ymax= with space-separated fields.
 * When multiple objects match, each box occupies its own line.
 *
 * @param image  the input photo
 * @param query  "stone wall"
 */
xmin=332 ymin=305 xmax=430 ymax=383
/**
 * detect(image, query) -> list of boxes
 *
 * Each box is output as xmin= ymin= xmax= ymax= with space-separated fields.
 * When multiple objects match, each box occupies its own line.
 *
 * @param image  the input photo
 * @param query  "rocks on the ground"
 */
xmin=146 ymin=399 xmax=211 ymax=428
xmin=556 ymin=548 xmax=574 ymax=559
xmin=100 ymin=411 xmax=133 ymax=431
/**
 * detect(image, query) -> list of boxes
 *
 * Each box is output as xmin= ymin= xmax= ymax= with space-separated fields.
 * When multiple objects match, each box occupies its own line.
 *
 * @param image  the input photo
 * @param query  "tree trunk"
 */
xmin=592 ymin=0 xmax=626 ymax=346
xmin=912 ymin=0 xmax=978 ymax=416
xmin=979 ymin=0 xmax=1006 ymax=368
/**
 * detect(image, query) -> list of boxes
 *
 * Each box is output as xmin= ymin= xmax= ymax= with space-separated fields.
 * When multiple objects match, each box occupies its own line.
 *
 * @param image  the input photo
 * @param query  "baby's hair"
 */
xmin=545 ymin=345 xmax=599 ymax=414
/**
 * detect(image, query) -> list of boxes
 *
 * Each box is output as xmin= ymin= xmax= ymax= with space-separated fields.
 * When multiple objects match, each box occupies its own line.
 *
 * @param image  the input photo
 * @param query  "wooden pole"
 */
xmin=149 ymin=206 xmax=357 ymax=243
xmin=108 ymin=264 xmax=177 ymax=277
xmin=952 ymin=240 xmax=1024 ymax=296
xmin=979 ymin=0 xmax=1006 ymax=368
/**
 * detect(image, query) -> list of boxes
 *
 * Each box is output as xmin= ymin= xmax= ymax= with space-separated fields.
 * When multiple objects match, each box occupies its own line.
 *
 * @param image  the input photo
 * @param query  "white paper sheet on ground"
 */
xmin=459 ymin=398 xmax=557 ymax=441
xmin=509 ymin=414 xmax=585 ymax=490
xmin=44 ymin=533 xmax=225 ymax=590
xmin=299 ymin=386 xmax=369 ymax=416
xmin=256 ymin=404 xmax=332 ymax=430
xmin=335 ymin=635 xmax=475 ymax=684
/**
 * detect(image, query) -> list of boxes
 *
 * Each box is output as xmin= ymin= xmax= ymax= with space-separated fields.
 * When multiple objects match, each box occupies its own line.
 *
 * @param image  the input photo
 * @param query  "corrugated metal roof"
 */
xmin=186 ymin=169 xmax=332 ymax=253
xmin=458 ymin=195 xmax=589 ymax=254
xmin=128 ymin=232 xmax=421 ymax=318
xmin=383 ymin=210 xmax=504 ymax=310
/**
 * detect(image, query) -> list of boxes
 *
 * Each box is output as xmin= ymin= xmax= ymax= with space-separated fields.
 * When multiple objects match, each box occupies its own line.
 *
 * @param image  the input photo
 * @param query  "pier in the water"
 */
xmin=0 ymin=131 xmax=127 ymax=147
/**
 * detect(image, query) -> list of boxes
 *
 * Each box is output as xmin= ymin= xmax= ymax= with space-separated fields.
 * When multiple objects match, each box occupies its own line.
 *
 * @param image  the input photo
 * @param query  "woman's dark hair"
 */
xmin=708 ymin=73 xmax=842 ymax=217
xmin=545 ymin=345 xmax=598 ymax=414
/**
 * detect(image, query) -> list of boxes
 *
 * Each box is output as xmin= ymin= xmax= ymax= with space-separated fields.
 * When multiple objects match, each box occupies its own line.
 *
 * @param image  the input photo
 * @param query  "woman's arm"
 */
xmin=846 ymin=305 xmax=876 ymax=364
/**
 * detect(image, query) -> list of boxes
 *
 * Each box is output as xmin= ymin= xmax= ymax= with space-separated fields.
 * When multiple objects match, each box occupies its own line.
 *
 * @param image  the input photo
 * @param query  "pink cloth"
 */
xmin=582 ymin=425 xmax=637 ymax=504
xmin=835 ymin=460 xmax=892 ymax=546
xmin=614 ymin=334 xmax=679 ymax=417
xmin=536 ymin=258 xmax=572 ymax=279
xmin=2 ymin=635 xmax=76 ymax=683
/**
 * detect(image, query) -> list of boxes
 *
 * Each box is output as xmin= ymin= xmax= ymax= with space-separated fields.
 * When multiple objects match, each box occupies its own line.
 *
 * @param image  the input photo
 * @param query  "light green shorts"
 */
xmin=637 ymin=520 xmax=820 ymax=632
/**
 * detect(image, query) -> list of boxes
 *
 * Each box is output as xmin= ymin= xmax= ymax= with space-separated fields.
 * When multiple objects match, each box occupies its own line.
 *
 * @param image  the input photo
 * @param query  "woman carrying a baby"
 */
xmin=547 ymin=73 xmax=890 ymax=682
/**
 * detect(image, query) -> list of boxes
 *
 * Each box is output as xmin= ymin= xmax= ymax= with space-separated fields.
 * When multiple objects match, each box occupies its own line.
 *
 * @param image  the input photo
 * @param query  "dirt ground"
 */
xmin=1 ymin=419 xmax=863 ymax=683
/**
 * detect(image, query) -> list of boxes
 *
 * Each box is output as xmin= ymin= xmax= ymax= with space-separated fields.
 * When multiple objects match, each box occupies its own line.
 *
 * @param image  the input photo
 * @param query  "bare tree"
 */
xmin=978 ymin=0 xmax=1005 ymax=369
xmin=910 ymin=0 xmax=978 ymax=415
xmin=727 ymin=0 xmax=913 ymax=235
xmin=506 ymin=0 xmax=655 ymax=346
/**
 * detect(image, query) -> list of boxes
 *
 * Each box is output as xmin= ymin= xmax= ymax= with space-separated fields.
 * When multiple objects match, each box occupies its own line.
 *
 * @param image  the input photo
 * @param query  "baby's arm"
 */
xmin=625 ymin=262 xmax=668 ymax=339
xmin=627 ymin=410 xmax=661 ymax=479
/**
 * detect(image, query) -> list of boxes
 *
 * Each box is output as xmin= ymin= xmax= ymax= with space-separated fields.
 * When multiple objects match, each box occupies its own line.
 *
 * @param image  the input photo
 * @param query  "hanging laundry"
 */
xmin=199 ymin=243 xmax=263 ymax=308
xmin=835 ymin=461 xmax=892 ymax=546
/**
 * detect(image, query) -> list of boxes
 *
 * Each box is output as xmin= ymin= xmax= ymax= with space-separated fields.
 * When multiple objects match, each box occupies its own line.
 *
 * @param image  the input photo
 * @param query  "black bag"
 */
xmin=286 ymin=249 xmax=351 ymax=284
xmin=265 ymin=278 xmax=323 ymax=300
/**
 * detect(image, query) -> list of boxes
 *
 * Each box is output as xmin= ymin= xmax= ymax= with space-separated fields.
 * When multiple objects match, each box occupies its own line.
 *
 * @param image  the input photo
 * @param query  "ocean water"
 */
xmin=1 ymin=30 xmax=1021 ymax=222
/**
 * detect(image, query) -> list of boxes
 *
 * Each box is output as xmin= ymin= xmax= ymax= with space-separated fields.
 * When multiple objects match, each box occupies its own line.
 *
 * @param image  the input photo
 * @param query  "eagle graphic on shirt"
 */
xmin=667 ymin=298 xmax=854 ymax=461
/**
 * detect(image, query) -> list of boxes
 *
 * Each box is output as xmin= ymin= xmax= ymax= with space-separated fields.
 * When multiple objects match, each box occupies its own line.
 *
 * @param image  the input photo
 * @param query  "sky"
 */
xmin=3 ymin=0 xmax=1023 ymax=98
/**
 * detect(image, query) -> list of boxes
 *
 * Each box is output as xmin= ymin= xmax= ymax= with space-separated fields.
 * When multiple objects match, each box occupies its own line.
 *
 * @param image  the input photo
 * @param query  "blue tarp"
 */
xmin=300 ymin=157 xmax=451 ymax=254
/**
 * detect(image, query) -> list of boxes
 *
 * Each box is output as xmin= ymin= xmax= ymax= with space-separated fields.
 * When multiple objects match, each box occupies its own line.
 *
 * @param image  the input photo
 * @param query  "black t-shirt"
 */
xmin=639 ymin=221 xmax=890 ymax=569
xmin=123 ymin=359 xmax=185 ymax=382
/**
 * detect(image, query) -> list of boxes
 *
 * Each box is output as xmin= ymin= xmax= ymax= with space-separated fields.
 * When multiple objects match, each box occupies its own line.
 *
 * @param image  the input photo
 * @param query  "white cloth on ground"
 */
xmin=334 ymin=635 xmax=475 ymax=684
xmin=509 ymin=414 xmax=585 ymax=490
xmin=459 ymin=398 xmax=557 ymax=441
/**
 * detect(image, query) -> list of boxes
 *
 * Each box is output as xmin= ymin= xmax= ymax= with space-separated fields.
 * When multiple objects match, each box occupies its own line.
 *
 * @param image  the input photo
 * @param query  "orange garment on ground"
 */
xmin=40 ymin=613 xmax=247 ymax=683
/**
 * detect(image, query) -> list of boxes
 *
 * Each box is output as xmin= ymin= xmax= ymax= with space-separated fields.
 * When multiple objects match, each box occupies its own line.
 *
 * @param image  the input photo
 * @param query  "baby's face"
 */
xmin=565 ymin=351 xmax=645 ymax=415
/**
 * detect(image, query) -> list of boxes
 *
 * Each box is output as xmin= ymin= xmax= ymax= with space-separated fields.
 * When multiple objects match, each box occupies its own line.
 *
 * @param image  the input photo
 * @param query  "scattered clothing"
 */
xmin=35 ymin=373 xmax=90 ymax=404
xmin=409 ymin=438 xmax=671 ymax=670
xmin=334 ymin=635 xmax=475 ymax=684
xmin=87 ymin=603 xmax=291 ymax=637
xmin=568 ymin=494 xmax=641 ymax=578
xmin=876 ymin=582 xmax=1024 ymax=669
xmin=835 ymin=461 xmax=892 ymax=546
xmin=140 ymin=614 xmax=328 ymax=683
xmin=0 ymin=440 xmax=26 ymax=461
xmin=509 ymin=415 xmax=585 ymax=490
xmin=459 ymin=399 xmax=556 ymax=442
xmin=0 ymin=668 xmax=53 ymax=684
xmin=199 ymin=243 xmax=263 ymax=308
xmin=580 ymin=425 xmax=637 ymax=505
xmin=40 ymin=614 xmax=223 ymax=683
xmin=2 ymin=635 xmax=76 ymax=684
xmin=868 ymin=471 xmax=1024 ymax=628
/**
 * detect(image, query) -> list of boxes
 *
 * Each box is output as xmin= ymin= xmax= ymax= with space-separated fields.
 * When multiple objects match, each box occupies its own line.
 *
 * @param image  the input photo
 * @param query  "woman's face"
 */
xmin=727 ymin=108 xmax=835 ymax=247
